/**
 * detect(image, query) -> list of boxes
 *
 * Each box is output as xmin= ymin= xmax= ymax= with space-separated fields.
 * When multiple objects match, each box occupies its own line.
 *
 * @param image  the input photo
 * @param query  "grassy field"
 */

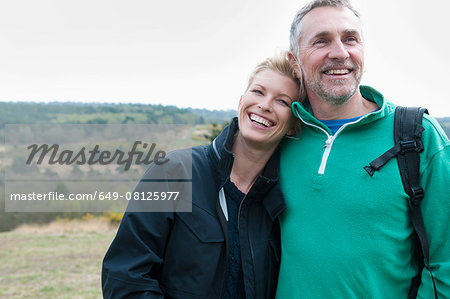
xmin=0 ymin=219 xmax=117 ymax=299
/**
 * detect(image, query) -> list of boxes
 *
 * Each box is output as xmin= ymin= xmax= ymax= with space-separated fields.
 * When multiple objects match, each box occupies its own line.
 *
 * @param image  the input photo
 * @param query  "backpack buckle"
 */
xmin=399 ymin=139 xmax=418 ymax=153
xmin=410 ymin=186 xmax=424 ymax=205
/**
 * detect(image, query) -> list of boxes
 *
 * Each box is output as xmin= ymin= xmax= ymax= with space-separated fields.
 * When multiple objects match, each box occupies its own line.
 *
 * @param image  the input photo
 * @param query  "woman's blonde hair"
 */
xmin=246 ymin=50 xmax=305 ymax=102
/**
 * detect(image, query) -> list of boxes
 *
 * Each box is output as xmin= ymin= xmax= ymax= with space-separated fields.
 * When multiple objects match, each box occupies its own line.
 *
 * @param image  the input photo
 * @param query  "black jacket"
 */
xmin=102 ymin=118 xmax=286 ymax=299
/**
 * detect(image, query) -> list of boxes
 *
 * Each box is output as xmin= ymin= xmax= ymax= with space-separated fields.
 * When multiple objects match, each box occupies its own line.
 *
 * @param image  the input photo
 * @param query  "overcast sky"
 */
xmin=0 ymin=0 xmax=449 ymax=116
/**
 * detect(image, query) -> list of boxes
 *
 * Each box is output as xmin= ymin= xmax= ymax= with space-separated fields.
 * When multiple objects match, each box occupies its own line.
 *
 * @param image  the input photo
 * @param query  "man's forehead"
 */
xmin=300 ymin=6 xmax=362 ymax=40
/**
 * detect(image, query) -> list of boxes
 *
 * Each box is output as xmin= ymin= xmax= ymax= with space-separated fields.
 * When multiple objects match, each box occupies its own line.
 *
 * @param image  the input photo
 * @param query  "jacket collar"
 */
xmin=207 ymin=117 xmax=238 ymax=189
xmin=292 ymin=85 xmax=393 ymax=130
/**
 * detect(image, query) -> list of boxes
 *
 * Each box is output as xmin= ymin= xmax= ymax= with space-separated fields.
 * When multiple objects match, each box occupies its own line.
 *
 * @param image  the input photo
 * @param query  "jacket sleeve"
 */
xmin=102 ymin=210 xmax=173 ymax=298
xmin=102 ymin=149 xmax=192 ymax=298
xmin=417 ymin=118 xmax=450 ymax=299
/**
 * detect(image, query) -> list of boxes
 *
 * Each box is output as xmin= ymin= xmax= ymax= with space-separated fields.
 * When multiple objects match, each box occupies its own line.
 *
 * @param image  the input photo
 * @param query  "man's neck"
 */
xmin=308 ymin=88 xmax=378 ymax=120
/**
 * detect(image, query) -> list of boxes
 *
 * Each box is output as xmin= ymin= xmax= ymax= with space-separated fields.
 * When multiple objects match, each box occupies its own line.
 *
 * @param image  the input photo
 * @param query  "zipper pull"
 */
xmin=323 ymin=135 xmax=333 ymax=148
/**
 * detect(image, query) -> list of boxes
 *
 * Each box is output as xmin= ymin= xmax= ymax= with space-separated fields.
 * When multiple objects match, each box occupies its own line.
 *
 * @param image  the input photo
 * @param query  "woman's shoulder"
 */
xmin=140 ymin=145 xmax=210 ymax=177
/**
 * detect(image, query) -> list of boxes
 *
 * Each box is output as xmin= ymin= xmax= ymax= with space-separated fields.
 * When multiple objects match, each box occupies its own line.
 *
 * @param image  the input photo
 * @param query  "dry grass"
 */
xmin=14 ymin=217 xmax=117 ymax=234
xmin=0 ymin=218 xmax=119 ymax=298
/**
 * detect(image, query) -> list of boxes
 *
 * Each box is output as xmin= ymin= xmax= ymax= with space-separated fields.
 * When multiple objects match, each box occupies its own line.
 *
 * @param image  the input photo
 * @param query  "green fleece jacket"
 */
xmin=276 ymin=86 xmax=450 ymax=299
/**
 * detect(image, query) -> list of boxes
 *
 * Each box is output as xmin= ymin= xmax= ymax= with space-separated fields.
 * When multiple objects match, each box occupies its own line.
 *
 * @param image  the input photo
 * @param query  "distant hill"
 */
xmin=0 ymin=101 xmax=447 ymax=136
xmin=0 ymin=101 xmax=236 ymax=125
xmin=437 ymin=117 xmax=450 ymax=138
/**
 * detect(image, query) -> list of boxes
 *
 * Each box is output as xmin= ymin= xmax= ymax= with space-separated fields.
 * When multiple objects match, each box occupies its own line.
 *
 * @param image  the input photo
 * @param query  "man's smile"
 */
xmin=324 ymin=69 xmax=351 ymax=75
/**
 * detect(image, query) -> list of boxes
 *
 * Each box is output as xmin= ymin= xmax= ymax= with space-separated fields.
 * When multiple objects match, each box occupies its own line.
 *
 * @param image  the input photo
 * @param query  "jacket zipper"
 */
xmin=319 ymin=134 xmax=333 ymax=174
xmin=239 ymin=194 xmax=256 ymax=276
xmin=237 ymin=195 xmax=255 ymax=298
xmin=219 ymin=204 xmax=229 ymax=299
xmin=293 ymin=109 xmax=365 ymax=174
xmin=237 ymin=195 xmax=246 ymax=229
xmin=220 ymin=195 xmax=248 ymax=299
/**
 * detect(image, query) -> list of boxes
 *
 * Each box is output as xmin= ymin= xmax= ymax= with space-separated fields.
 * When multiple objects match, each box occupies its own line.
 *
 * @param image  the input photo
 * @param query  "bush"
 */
xmin=102 ymin=212 xmax=124 ymax=225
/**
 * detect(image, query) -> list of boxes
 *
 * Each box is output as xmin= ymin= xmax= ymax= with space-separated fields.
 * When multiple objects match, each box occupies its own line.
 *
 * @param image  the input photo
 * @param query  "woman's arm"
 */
xmin=102 ymin=150 xmax=191 ymax=298
xmin=102 ymin=208 xmax=174 ymax=298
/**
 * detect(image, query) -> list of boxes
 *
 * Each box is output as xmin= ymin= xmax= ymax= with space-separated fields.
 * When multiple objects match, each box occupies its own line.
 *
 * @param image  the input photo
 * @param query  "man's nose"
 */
xmin=328 ymin=40 xmax=350 ymax=60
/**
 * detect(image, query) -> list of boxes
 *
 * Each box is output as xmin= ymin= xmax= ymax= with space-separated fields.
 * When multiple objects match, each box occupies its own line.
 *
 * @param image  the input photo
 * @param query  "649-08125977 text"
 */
xmin=9 ymin=191 xmax=180 ymax=201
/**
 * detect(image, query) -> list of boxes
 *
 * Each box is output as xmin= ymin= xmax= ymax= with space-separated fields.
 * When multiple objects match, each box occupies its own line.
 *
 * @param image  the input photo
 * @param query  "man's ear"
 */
xmin=288 ymin=51 xmax=302 ymax=79
xmin=287 ymin=51 xmax=296 ymax=62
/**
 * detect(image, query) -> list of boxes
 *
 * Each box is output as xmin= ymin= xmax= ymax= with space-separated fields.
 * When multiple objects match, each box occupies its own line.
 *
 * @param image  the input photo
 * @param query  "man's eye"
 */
xmin=313 ymin=39 xmax=326 ymax=46
xmin=345 ymin=37 xmax=357 ymax=43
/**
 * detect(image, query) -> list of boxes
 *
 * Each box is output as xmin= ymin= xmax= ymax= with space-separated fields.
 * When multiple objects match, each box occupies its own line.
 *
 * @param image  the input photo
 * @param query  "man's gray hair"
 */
xmin=289 ymin=0 xmax=360 ymax=56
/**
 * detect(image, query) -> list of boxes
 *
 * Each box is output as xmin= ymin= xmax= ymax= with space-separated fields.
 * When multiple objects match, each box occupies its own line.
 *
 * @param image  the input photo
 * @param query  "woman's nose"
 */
xmin=257 ymin=97 xmax=273 ymax=112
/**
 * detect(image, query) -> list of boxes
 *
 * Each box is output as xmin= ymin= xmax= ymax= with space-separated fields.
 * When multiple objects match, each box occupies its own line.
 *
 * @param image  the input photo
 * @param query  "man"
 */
xmin=277 ymin=0 xmax=450 ymax=298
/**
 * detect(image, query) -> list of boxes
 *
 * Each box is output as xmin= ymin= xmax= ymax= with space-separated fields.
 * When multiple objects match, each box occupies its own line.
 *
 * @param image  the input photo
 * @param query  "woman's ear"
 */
xmin=286 ymin=127 xmax=297 ymax=137
xmin=238 ymin=96 xmax=243 ymax=110
xmin=286 ymin=119 xmax=301 ymax=137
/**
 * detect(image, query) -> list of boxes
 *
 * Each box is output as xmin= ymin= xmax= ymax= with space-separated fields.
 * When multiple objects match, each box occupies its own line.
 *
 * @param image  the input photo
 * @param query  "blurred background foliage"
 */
xmin=0 ymin=101 xmax=233 ymax=232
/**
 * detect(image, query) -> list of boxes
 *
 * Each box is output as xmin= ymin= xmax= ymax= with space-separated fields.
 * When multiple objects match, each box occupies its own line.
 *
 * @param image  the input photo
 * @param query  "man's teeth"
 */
xmin=250 ymin=114 xmax=272 ymax=127
xmin=325 ymin=69 xmax=350 ymax=75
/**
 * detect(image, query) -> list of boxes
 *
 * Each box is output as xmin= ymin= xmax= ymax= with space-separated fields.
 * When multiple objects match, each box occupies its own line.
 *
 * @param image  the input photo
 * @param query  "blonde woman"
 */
xmin=102 ymin=52 xmax=304 ymax=299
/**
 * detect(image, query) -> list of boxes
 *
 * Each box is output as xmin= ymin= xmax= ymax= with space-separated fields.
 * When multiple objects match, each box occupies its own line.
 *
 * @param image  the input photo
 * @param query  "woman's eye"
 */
xmin=251 ymin=89 xmax=263 ymax=95
xmin=277 ymin=99 xmax=289 ymax=107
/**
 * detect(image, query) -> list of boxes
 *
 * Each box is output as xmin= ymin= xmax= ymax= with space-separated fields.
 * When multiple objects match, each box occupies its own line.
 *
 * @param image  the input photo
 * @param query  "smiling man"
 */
xmin=277 ymin=0 xmax=450 ymax=298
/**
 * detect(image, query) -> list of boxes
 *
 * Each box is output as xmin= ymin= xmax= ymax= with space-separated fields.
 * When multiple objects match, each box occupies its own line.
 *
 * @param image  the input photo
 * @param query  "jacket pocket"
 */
xmin=177 ymin=204 xmax=224 ymax=243
xmin=160 ymin=204 xmax=225 ymax=297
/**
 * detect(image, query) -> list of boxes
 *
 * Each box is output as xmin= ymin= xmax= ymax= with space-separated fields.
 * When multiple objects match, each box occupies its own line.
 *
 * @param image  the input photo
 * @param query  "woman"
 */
xmin=102 ymin=51 xmax=304 ymax=299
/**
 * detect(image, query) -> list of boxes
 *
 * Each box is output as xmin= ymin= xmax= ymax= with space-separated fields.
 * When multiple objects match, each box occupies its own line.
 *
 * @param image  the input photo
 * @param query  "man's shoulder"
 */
xmin=422 ymin=114 xmax=449 ymax=141
xmin=383 ymin=106 xmax=449 ymax=154
xmin=421 ymin=114 xmax=450 ymax=157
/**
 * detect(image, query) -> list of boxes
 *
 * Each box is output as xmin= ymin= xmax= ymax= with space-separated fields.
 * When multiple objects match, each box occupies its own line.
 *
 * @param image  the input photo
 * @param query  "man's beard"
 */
xmin=302 ymin=64 xmax=363 ymax=106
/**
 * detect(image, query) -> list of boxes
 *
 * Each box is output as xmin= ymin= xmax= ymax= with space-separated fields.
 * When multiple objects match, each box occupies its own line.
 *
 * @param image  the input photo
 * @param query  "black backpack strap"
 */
xmin=364 ymin=106 xmax=438 ymax=298
xmin=396 ymin=107 xmax=438 ymax=299
xmin=363 ymin=106 xmax=426 ymax=176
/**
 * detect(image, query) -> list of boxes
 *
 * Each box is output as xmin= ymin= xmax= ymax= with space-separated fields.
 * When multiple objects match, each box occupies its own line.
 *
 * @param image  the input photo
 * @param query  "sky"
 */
xmin=0 ymin=0 xmax=449 ymax=116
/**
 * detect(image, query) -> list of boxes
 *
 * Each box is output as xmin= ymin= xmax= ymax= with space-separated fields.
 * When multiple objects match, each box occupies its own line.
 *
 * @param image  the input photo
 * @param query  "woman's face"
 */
xmin=238 ymin=69 xmax=299 ymax=150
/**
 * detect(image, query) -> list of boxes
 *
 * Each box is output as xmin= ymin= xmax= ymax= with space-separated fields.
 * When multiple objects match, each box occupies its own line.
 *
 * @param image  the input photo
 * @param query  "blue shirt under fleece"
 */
xmin=319 ymin=109 xmax=381 ymax=135
xmin=319 ymin=115 xmax=363 ymax=135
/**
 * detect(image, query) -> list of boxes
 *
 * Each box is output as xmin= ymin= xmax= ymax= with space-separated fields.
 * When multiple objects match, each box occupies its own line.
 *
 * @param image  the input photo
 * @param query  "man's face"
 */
xmin=297 ymin=6 xmax=364 ymax=106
